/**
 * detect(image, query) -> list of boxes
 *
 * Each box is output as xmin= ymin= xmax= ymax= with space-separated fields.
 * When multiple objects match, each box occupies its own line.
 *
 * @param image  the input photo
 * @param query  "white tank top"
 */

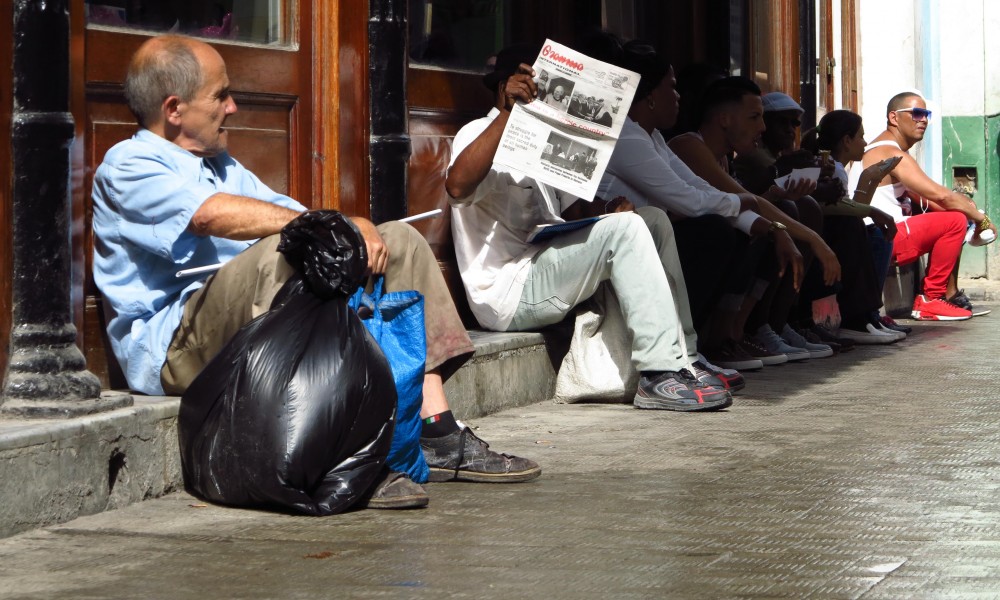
xmin=848 ymin=140 xmax=909 ymax=223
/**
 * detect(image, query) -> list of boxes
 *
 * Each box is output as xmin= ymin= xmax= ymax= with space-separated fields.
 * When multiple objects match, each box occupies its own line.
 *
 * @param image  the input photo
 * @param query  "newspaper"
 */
xmin=493 ymin=39 xmax=639 ymax=201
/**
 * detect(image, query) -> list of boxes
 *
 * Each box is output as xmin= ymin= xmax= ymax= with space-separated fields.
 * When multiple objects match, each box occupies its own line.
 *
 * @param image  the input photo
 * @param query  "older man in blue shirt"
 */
xmin=92 ymin=35 xmax=540 ymax=508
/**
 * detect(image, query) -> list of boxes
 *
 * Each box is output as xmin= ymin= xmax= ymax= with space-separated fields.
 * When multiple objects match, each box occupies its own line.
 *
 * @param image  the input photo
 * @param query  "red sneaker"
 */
xmin=911 ymin=294 xmax=972 ymax=321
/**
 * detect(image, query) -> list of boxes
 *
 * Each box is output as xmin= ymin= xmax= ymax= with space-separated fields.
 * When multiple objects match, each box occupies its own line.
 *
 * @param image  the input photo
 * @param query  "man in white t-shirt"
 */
xmin=444 ymin=44 xmax=733 ymax=412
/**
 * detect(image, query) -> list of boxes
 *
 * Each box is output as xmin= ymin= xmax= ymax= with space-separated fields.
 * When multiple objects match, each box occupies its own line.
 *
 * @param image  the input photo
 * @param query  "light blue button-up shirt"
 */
xmin=92 ymin=129 xmax=306 ymax=395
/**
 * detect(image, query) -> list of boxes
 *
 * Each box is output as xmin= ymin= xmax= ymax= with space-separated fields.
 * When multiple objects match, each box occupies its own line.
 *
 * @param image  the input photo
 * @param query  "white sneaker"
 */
xmin=753 ymin=324 xmax=810 ymax=362
xmin=837 ymin=323 xmax=896 ymax=345
xmin=780 ymin=324 xmax=834 ymax=359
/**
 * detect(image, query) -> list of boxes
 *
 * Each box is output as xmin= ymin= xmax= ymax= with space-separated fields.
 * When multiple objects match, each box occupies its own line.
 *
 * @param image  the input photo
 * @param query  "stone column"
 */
xmin=1 ymin=0 xmax=132 ymax=417
xmin=368 ymin=0 xmax=410 ymax=224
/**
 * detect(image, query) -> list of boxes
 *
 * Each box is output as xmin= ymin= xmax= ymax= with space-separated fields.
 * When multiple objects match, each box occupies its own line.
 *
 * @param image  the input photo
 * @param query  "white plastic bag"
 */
xmin=553 ymin=284 xmax=638 ymax=403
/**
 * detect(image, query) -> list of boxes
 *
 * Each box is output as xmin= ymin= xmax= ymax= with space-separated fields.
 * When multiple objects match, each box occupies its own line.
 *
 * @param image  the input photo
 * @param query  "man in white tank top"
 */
xmin=849 ymin=92 xmax=996 ymax=321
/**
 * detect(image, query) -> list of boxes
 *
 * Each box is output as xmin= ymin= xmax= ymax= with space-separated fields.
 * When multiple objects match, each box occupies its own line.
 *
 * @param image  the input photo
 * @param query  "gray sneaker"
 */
xmin=361 ymin=470 xmax=429 ymax=509
xmin=752 ymin=324 xmax=810 ymax=362
xmin=780 ymin=324 xmax=834 ymax=359
xmin=634 ymin=369 xmax=732 ymax=412
xmin=421 ymin=428 xmax=541 ymax=483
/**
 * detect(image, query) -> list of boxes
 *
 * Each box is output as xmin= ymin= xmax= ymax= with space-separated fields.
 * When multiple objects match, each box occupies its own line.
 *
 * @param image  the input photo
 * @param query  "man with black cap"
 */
xmin=444 ymin=44 xmax=734 ymax=412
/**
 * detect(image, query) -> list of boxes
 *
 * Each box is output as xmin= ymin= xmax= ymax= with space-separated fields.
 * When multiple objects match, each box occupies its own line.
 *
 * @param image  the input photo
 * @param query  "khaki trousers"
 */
xmin=161 ymin=221 xmax=474 ymax=394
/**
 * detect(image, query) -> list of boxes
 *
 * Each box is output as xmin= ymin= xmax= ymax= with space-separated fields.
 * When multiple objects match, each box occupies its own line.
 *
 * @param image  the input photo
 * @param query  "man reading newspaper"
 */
xmin=445 ymin=42 xmax=734 ymax=412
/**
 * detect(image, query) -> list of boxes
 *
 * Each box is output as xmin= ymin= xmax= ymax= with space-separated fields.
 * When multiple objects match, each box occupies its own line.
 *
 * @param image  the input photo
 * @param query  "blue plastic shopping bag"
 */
xmin=349 ymin=276 xmax=429 ymax=483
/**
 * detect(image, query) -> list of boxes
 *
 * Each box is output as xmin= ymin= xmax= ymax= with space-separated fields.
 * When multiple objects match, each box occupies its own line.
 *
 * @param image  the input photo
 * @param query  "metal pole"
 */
xmin=368 ymin=0 xmax=410 ymax=224
xmin=2 ymin=0 xmax=131 ymax=417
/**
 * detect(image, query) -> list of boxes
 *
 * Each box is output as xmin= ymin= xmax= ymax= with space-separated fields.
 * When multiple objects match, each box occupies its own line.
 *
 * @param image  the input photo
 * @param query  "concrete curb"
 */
xmin=0 ymin=395 xmax=182 ymax=538
xmin=0 ymin=331 xmax=559 ymax=538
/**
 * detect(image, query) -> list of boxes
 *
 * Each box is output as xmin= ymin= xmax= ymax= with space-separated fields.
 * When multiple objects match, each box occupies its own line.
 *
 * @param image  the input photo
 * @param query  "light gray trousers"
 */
xmin=507 ymin=207 xmax=697 ymax=372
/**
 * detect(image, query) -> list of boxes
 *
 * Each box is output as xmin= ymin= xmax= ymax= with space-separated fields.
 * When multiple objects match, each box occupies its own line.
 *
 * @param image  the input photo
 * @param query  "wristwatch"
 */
xmin=768 ymin=220 xmax=788 ymax=236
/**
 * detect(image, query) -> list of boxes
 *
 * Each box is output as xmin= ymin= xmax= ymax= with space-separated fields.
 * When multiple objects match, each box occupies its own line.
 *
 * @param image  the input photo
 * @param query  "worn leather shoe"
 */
xmin=361 ymin=470 xmax=429 ymax=509
xmin=420 ymin=427 xmax=541 ymax=483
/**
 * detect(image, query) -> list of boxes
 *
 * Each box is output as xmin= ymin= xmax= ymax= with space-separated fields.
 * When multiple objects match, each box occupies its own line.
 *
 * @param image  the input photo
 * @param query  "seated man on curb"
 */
xmin=668 ymin=77 xmax=843 ymax=365
xmin=599 ymin=40 xmax=808 ymax=372
xmin=848 ymin=90 xmax=997 ymax=321
xmin=445 ymin=44 xmax=733 ymax=412
xmin=91 ymin=35 xmax=540 ymax=510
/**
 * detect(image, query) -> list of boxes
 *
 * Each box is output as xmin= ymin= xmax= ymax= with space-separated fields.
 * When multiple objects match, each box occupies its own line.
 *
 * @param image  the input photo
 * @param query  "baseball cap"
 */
xmin=761 ymin=92 xmax=804 ymax=114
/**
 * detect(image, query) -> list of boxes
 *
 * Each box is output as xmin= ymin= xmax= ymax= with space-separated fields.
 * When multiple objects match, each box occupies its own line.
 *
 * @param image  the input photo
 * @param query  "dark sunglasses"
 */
xmin=894 ymin=107 xmax=932 ymax=122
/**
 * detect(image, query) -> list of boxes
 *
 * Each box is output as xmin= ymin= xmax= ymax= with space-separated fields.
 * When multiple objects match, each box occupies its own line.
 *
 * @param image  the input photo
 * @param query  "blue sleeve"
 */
xmin=97 ymin=152 xmax=218 ymax=263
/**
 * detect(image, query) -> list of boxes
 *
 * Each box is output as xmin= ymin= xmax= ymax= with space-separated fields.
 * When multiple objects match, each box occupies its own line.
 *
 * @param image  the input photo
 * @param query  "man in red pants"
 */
xmin=850 ymin=91 xmax=996 ymax=320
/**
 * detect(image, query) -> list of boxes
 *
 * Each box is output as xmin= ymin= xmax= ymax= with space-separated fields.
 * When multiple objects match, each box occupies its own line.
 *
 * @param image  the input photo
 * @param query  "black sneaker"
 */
xmin=809 ymin=323 xmax=855 ymax=352
xmin=801 ymin=327 xmax=842 ymax=354
xmin=879 ymin=315 xmax=912 ymax=334
xmin=634 ymin=369 xmax=732 ymax=412
xmin=948 ymin=289 xmax=973 ymax=310
xmin=701 ymin=340 xmax=763 ymax=371
xmin=947 ymin=290 xmax=992 ymax=317
xmin=420 ymin=427 xmax=541 ymax=483
xmin=361 ymin=470 xmax=429 ymax=509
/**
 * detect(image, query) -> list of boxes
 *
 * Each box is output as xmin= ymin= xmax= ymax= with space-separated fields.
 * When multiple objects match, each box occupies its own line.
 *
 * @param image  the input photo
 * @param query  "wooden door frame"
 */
xmin=318 ymin=0 xmax=369 ymax=217
xmin=840 ymin=0 xmax=860 ymax=111
xmin=747 ymin=0 xmax=801 ymax=99
xmin=818 ymin=0 xmax=836 ymax=113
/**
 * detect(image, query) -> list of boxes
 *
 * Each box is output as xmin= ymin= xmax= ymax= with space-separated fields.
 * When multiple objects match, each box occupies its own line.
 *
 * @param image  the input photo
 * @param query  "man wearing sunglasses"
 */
xmin=848 ymin=91 xmax=996 ymax=321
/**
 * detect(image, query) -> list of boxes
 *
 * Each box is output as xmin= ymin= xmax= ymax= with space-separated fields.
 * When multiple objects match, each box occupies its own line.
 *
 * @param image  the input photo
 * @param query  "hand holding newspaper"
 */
xmin=493 ymin=39 xmax=639 ymax=201
xmin=774 ymin=167 xmax=821 ymax=189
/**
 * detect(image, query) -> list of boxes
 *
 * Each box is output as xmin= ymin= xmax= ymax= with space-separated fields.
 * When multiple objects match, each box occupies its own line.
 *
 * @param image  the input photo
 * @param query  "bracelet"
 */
xmin=977 ymin=213 xmax=992 ymax=232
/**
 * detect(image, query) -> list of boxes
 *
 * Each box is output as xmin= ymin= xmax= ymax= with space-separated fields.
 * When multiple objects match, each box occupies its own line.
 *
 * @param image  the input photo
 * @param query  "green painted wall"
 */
xmin=987 ymin=114 xmax=1000 ymax=276
xmin=941 ymin=115 xmax=989 ymax=277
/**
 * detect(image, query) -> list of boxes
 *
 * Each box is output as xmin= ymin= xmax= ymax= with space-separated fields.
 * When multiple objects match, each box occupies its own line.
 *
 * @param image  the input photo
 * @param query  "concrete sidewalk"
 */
xmin=2 ymin=306 xmax=1000 ymax=598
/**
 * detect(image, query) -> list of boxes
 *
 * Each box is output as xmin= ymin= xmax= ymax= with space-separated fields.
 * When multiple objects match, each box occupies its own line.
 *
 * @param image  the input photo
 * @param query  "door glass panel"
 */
xmin=729 ymin=0 xmax=746 ymax=75
xmin=84 ymin=0 xmax=294 ymax=46
xmin=409 ymin=0 xmax=506 ymax=71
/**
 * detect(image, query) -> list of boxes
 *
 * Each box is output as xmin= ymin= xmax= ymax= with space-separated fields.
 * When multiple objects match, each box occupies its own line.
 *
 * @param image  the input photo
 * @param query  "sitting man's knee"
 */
xmin=944 ymin=211 xmax=968 ymax=232
xmin=796 ymin=195 xmax=823 ymax=229
xmin=635 ymin=205 xmax=675 ymax=238
xmin=377 ymin=220 xmax=428 ymax=254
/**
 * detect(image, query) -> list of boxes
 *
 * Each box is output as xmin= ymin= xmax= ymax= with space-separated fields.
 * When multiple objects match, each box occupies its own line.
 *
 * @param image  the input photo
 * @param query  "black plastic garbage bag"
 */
xmin=178 ymin=211 xmax=397 ymax=515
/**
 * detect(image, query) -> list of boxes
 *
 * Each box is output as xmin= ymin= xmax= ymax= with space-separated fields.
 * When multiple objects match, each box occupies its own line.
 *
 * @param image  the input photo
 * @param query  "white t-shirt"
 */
xmin=448 ymin=108 xmax=578 ymax=331
xmin=599 ymin=117 xmax=760 ymax=233
xmin=848 ymin=140 xmax=909 ymax=224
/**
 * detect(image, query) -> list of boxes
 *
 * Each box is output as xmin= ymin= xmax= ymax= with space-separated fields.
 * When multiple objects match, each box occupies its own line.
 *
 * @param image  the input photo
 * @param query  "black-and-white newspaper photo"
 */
xmin=494 ymin=39 xmax=639 ymax=200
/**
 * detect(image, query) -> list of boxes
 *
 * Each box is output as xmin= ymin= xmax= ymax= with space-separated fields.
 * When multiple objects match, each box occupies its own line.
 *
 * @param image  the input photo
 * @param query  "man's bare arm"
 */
xmin=445 ymin=64 xmax=537 ymax=200
xmin=669 ymin=134 xmax=840 ymax=272
xmin=188 ymin=193 xmax=391 ymax=275
xmin=445 ymin=113 xmax=512 ymax=200
xmin=867 ymin=148 xmax=983 ymax=221
xmin=188 ymin=192 xmax=302 ymax=240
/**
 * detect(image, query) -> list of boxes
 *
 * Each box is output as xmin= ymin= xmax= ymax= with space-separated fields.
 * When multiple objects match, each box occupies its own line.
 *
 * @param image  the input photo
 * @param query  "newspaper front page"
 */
xmin=493 ymin=39 xmax=640 ymax=201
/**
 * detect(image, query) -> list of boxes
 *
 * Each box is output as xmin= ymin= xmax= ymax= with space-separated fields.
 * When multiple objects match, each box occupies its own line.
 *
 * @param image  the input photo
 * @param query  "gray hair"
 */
xmin=124 ymin=36 xmax=202 ymax=127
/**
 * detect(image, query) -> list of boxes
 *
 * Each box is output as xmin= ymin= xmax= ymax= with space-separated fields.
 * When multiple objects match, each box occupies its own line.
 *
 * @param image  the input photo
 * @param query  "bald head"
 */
xmin=886 ymin=91 xmax=922 ymax=116
xmin=124 ymin=35 xmax=208 ymax=128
